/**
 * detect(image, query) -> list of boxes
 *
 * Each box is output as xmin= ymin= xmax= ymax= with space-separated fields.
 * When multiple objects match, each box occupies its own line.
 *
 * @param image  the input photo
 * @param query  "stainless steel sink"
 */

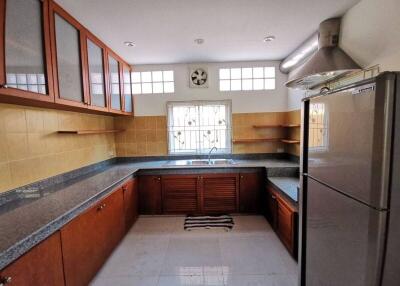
xmin=164 ymin=158 xmax=236 ymax=166
xmin=186 ymin=159 xmax=236 ymax=165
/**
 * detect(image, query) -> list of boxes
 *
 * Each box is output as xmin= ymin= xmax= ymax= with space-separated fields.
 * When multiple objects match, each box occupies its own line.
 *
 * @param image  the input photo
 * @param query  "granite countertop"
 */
xmin=0 ymin=158 xmax=298 ymax=270
xmin=268 ymin=177 xmax=300 ymax=203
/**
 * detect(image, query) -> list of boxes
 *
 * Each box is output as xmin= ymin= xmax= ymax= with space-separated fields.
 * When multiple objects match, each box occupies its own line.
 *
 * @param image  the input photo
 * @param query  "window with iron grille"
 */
xmin=309 ymin=102 xmax=329 ymax=151
xmin=167 ymin=101 xmax=232 ymax=154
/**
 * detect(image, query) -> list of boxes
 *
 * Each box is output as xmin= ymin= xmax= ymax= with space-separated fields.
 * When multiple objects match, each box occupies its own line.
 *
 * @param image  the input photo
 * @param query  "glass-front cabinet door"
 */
xmin=0 ymin=0 xmax=54 ymax=101
xmin=122 ymin=64 xmax=133 ymax=114
xmin=86 ymin=35 xmax=107 ymax=111
xmin=107 ymin=54 xmax=122 ymax=112
xmin=50 ymin=2 xmax=87 ymax=107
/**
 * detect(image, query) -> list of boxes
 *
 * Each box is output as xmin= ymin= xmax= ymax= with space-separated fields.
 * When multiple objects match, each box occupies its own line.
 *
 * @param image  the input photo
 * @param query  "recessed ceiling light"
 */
xmin=194 ymin=38 xmax=205 ymax=45
xmin=124 ymin=41 xmax=136 ymax=47
xmin=263 ymin=36 xmax=275 ymax=42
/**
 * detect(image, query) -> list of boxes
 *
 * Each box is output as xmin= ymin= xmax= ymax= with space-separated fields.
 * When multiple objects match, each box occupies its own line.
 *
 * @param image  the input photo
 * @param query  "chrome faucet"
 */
xmin=208 ymin=147 xmax=218 ymax=164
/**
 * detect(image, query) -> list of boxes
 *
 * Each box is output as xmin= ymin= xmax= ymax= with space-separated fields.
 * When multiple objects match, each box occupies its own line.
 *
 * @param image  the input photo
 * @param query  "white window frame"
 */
xmin=167 ymin=100 xmax=232 ymax=155
xmin=131 ymin=70 xmax=174 ymax=94
xmin=219 ymin=66 xmax=276 ymax=92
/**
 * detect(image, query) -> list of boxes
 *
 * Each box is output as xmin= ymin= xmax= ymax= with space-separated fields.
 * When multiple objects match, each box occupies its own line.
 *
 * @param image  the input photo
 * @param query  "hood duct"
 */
xmin=284 ymin=18 xmax=361 ymax=89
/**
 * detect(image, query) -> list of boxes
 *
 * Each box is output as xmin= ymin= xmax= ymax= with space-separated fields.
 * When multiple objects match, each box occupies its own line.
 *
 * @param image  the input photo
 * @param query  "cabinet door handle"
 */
xmin=0 ymin=276 xmax=12 ymax=285
xmin=157 ymin=177 xmax=161 ymax=181
xmin=240 ymin=175 xmax=244 ymax=179
xmin=271 ymin=195 xmax=276 ymax=200
xmin=122 ymin=186 xmax=127 ymax=192
xmin=97 ymin=203 xmax=106 ymax=211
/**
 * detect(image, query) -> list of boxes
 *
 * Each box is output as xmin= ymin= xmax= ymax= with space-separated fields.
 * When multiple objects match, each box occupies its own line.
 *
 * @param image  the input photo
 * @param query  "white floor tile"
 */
xmin=224 ymin=274 xmax=270 ymax=286
xmin=162 ymin=237 xmax=224 ymax=276
xmin=219 ymin=234 xmax=290 ymax=275
xmin=90 ymin=275 xmax=159 ymax=286
xmin=97 ymin=234 xmax=169 ymax=277
xmin=157 ymin=275 xmax=225 ymax=286
xmin=92 ymin=216 xmax=299 ymax=286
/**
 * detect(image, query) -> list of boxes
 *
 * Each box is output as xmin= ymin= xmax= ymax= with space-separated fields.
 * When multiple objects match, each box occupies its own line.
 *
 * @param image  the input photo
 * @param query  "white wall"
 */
xmin=340 ymin=0 xmax=400 ymax=71
xmin=132 ymin=61 xmax=288 ymax=116
xmin=287 ymin=0 xmax=400 ymax=110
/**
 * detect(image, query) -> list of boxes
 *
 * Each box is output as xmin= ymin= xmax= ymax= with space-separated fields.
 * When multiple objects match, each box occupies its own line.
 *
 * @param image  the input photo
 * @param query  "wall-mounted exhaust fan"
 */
xmin=189 ymin=67 xmax=209 ymax=88
xmin=283 ymin=18 xmax=361 ymax=89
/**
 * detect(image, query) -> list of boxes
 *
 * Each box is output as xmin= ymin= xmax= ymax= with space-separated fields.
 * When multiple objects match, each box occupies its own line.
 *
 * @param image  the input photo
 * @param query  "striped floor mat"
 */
xmin=184 ymin=215 xmax=234 ymax=231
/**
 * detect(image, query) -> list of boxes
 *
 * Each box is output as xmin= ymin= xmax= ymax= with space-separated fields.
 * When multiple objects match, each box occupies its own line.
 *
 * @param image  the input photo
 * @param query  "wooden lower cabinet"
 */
xmin=139 ymin=173 xmax=245 ymax=215
xmin=277 ymin=197 xmax=296 ymax=254
xmin=265 ymin=184 xmax=298 ymax=259
xmin=61 ymin=188 xmax=125 ymax=286
xmin=138 ymin=175 xmax=162 ymax=214
xmin=239 ymin=172 xmax=264 ymax=213
xmin=202 ymin=174 xmax=239 ymax=214
xmin=265 ymin=186 xmax=278 ymax=229
xmin=123 ymin=178 xmax=139 ymax=232
xmin=0 ymin=232 xmax=64 ymax=286
xmin=162 ymin=175 xmax=200 ymax=214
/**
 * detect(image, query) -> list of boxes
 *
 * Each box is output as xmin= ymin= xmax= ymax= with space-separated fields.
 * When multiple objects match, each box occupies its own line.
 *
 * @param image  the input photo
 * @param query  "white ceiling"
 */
xmin=56 ymin=0 xmax=360 ymax=65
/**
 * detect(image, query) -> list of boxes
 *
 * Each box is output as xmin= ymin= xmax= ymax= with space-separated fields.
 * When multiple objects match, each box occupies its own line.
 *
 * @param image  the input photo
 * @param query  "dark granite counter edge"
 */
xmin=0 ymin=155 xmax=299 ymax=270
xmin=0 ymin=171 xmax=135 ymax=270
xmin=267 ymin=179 xmax=299 ymax=209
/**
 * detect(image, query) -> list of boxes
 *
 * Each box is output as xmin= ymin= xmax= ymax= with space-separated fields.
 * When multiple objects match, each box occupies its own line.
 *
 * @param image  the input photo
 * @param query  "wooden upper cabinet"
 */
xmin=106 ymin=51 xmax=123 ymax=114
xmin=0 ymin=0 xmax=132 ymax=116
xmin=122 ymin=63 xmax=133 ymax=114
xmin=0 ymin=0 xmax=54 ymax=102
xmin=49 ymin=2 xmax=88 ymax=108
xmin=85 ymin=32 xmax=108 ymax=112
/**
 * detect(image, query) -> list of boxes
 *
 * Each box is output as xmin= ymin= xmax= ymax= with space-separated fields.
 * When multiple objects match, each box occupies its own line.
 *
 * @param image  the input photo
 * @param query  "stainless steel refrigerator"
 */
xmin=300 ymin=72 xmax=400 ymax=286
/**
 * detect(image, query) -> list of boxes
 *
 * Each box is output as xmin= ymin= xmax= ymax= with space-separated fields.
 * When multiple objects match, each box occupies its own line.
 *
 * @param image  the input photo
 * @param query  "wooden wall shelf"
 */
xmin=281 ymin=124 xmax=301 ymax=128
xmin=253 ymin=124 xmax=300 ymax=128
xmin=232 ymin=138 xmax=300 ymax=144
xmin=58 ymin=129 xmax=125 ymax=135
xmin=232 ymin=138 xmax=282 ymax=144
xmin=281 ymin=139 xmax=300 ymax=144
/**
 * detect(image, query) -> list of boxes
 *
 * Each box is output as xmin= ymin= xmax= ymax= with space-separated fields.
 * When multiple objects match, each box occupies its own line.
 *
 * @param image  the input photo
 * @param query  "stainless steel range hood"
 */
xmin=285 ymin=18 xmax=361 ymax=89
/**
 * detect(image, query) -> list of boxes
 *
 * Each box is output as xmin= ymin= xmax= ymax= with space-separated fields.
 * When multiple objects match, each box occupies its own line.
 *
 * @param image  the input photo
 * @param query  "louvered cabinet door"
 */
xmin=201 ymin=174 xmax=239 ymax=214
xmin=162 ymin=175 xmax=200 ymax=214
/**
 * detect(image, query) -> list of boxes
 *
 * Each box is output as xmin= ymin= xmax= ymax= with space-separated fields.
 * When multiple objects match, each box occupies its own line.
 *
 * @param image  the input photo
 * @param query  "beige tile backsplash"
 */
xmin=0 ymin=103 xmax=301 ymax=193
xmin=115 ymin=111 xmax=301 ymax=158
xmin=0 ymin=104 xmax=116 ymax=193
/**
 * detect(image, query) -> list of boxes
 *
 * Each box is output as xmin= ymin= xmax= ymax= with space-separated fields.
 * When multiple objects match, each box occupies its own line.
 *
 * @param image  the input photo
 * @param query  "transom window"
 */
xmin=131 ymin=70 xmax=174 ymax=94
xmin=219 ymin=67 xmax=276 ymax=91
xmin=167 ymin=101 xmax=232 ymax=155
